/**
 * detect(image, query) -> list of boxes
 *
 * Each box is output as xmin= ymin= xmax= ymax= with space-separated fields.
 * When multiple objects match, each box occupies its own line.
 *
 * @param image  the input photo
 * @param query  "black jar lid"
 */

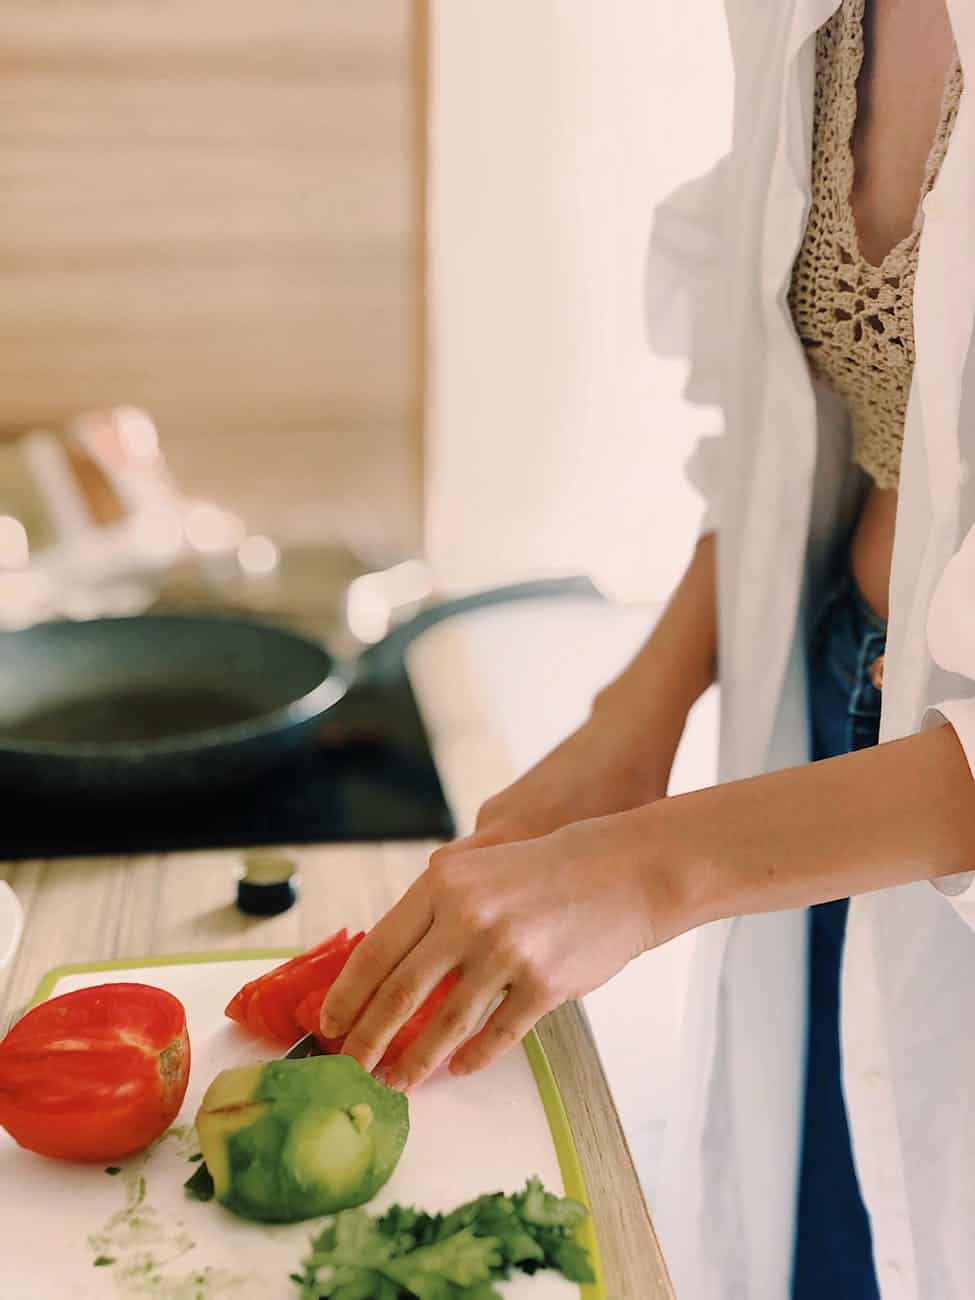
xmin=236 ymin=850 xmax=299 ymax=916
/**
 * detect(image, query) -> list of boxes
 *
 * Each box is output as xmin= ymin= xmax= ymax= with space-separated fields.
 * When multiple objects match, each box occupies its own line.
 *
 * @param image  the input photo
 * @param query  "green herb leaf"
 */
xmin=516 ymin=1175 xmax=588 ymax=1229
xmin=305 ymin=1208 xmax=396 ymax=1275
xmin=383 ymin=1229 xmax=501 ymax=1289
xmin=104 ymin=1166 xmax=121 ymax=1176
xmin=534 ymin=1231 xmax=596 ymax=1283
xmin=93 ymin=1256 xmax=116 ymax=1267
xmin=321 ymin=1272 xmax=399 ymax=1300
xmin=183 ymin=1161 xmax=215 ymax=1202
xmin=294 ymin=1180 xmax=592 ymax=1298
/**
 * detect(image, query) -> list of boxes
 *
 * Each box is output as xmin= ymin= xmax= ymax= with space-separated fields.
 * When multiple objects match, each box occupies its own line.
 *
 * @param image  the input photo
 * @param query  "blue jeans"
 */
xmin=790 ymin=563 xmax=886 ymax=1300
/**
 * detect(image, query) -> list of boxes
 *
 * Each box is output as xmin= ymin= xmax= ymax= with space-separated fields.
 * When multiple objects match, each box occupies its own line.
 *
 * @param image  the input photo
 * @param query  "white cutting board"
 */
xmin=0 ymin=954 xmax=602 ymax=1300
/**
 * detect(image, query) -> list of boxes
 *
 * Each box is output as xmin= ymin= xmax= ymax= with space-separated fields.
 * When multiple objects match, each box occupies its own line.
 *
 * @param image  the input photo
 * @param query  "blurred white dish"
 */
xmin=0 ymin=881 xmax=23 ymax=972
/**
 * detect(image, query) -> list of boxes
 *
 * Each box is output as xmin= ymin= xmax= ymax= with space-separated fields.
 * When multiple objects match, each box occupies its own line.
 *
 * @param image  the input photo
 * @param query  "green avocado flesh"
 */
xmin=194 ymin=1056 xmax=409 ymax=1223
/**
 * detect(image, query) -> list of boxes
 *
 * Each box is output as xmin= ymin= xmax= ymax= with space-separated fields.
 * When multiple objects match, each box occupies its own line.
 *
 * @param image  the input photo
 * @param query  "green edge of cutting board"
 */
xmin=30 ymin=949 xmax=606 ymax=1300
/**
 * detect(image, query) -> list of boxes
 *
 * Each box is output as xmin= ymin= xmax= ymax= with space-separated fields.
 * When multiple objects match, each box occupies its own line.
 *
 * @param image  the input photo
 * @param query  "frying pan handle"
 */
xmin=355 ymin=574 xmax=606 ymax=682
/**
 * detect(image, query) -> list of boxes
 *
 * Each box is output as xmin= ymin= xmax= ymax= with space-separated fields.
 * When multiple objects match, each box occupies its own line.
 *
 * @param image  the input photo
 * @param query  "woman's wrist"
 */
xmin=619 ymin=797 xmax=714 ymax=949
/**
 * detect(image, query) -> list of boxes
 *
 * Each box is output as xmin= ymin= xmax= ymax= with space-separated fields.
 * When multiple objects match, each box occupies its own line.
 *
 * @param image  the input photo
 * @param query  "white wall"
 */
xmin=426 ymin=1 xmax=732 ymax=602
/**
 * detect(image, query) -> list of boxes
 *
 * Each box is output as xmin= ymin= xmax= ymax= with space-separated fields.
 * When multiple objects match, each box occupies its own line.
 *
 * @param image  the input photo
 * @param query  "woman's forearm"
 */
xmin=592 ymin=531 xmax=717 ymax=747
xmin=645 ymin=721 xmax=975 ymax=943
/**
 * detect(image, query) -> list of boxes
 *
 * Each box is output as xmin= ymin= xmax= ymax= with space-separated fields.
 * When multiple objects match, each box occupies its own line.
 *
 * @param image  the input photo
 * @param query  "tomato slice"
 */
xmin=246 ymin=934 xmax=363 ymax=1045
xmin=224 ymin=927 xmax=349 ymax=1027
xmin=224 ymin=930 xmax=365 ymax=1046
xmin=293 ymin=986 xmax=346 ymax=1051
xmin=293 ymin=970 xmax=463 ymax=1071
xmin=292 ymin=987 xmax=345 ymax=1050
xmin=226 ymin=933 xmax=462 ymax=1069
xmin=0 ymin=983 xmax=190 ymax=1163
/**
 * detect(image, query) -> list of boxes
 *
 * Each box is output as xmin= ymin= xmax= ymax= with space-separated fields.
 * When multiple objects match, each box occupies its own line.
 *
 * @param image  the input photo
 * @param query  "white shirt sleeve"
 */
xmin=921 ymin=698 xmax=975 ymax=898
xmin=923 ymin=521 xmax=975 ymax=902
xmin=645 ymin=155 xmax=731 ymax=536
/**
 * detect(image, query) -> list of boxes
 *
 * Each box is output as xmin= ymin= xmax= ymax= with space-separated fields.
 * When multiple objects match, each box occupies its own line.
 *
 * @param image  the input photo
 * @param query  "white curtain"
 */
xmin=425 ymin=1 xmax=732 ymax=603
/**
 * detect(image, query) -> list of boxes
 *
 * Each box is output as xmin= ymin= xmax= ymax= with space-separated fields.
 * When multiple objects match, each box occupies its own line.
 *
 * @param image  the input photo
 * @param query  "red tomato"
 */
xmin=293 ymin=969 xmax=462 ymax=1071
xmin=224 ymin=929 xmax=365 ymax=1046
xmin=0 ymin=983 xmax=190 ymax=1162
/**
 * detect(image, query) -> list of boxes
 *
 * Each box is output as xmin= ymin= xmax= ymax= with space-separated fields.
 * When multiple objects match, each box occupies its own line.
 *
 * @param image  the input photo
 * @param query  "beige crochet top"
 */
xmin=788 ymin=0 xmax=963 ymax=489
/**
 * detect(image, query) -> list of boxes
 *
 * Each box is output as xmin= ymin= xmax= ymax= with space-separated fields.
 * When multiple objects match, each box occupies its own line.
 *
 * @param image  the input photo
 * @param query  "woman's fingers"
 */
xmin=383 ymin=964 xmax=508 ymax=1091
xmin=320 ymin=883 xmax=434 ymax=1042
xmin=338 ymin=933 xmax=456 ymax=1075
xmin=448 ymin=985 xmax=543 ymax=1078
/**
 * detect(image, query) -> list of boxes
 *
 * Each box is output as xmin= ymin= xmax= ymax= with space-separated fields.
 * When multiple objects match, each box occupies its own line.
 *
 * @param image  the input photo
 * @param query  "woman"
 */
xmin=322 ymin=2 xmax=975 ymax=1296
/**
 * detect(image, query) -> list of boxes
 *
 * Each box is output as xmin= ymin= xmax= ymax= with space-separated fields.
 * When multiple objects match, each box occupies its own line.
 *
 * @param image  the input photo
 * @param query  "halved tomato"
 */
xmin=0 ymin=983 xmax=190 ymax=1162
xmin=224 ymin=929 xmax=365 ymax=1046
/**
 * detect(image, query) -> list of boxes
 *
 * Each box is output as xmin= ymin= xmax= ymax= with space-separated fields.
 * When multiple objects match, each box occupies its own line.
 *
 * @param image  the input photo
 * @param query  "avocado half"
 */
xmin=194 ymin=1055 xmax=409 ymax=1222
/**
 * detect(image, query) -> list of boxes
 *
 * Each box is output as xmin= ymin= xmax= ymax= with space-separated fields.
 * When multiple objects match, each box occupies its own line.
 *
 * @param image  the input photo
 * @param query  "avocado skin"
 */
xmin=202 ymin=1056 xmax=409 ymax=1223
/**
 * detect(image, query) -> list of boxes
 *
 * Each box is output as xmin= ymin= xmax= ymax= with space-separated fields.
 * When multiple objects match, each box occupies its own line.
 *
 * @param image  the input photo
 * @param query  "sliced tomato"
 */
xmin=293 ymin=970 xmax=463 ymax=1071
xmin=293 ymin=986 xmax=346 ymax=1051
xmin=224 ymin=929 xmax=365 ymax=1046
xmin=0 ymin=983 xmax=190 ymax=1163
xmin=247 ymin=932 xmax=365 ymax=1045
xmin=224 ymin=981 xmax=256 ymax=1027
xmin=224 ymin=927 xmax=349 ymax=1028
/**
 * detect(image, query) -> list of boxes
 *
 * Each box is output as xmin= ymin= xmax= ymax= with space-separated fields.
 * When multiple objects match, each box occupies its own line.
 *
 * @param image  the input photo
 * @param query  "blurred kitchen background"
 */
xmin=0 ymin=0 xmax=730 ymax=625
xmin=0 ymin=0 xmax=731 ymax=1205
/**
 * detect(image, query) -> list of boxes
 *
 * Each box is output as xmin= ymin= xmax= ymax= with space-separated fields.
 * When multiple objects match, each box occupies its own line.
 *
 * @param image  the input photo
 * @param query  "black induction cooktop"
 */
xmin=2 ymin=669 xmax=455 ymax=861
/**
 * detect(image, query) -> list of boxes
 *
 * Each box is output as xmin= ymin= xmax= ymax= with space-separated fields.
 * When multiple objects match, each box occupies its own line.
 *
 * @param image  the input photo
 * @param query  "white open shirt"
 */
xmin=645 ymin=2 xmax=975 ymax=1297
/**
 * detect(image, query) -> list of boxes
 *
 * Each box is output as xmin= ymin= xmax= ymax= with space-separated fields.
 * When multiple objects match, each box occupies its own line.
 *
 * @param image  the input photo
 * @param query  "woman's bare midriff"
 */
xmin=850 ymin=483 xmax=897 ymax=621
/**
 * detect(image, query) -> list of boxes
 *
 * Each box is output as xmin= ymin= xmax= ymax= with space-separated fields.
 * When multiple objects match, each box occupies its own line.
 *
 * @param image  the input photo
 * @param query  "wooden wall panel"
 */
xmin=0 ymin=0 xmax=421 ymax=550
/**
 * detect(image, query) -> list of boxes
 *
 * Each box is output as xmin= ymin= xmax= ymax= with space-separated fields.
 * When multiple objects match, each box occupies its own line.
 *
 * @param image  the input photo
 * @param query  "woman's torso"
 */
xmin=647 ymin=2 xmax=975 ymax=1295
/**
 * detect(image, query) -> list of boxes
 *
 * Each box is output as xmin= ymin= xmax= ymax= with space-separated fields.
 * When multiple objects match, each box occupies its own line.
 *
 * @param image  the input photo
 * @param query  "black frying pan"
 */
xmin=0 ymin=576 xmax=602 ymax=802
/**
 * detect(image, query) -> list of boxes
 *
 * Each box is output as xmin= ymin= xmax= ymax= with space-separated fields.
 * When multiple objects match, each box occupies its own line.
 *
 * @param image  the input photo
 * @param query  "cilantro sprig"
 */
xmin=293 ymin=1176 xmax=594 ymax=1299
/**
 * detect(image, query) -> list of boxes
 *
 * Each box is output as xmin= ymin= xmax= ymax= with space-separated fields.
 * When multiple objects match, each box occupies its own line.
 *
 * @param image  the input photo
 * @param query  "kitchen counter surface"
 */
xmin=0 ymin=596 xmax=676 ymax=1300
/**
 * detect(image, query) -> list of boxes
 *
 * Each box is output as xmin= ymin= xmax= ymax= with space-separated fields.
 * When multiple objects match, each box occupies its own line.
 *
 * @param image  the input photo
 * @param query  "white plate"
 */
xmin=0 ymin=881 xmax=22 ymax=972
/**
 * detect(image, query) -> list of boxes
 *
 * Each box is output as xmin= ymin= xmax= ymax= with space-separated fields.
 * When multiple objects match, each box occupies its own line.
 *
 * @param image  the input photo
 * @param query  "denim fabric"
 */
xmin=790 ymin=566 xmax=886 ymax=1300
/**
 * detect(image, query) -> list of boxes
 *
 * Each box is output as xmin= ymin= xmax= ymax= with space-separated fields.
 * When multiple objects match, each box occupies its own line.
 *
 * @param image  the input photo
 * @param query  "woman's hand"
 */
xmin=320 ymin=804 xmax=683 ymax=1090
xmin=320 ymin=534 xmax=718 ymax=1089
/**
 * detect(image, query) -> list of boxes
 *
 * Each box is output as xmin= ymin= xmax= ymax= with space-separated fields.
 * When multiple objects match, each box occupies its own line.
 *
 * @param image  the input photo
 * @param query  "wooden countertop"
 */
xmin=0 ymin=610 xmax=675 ymax=1300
